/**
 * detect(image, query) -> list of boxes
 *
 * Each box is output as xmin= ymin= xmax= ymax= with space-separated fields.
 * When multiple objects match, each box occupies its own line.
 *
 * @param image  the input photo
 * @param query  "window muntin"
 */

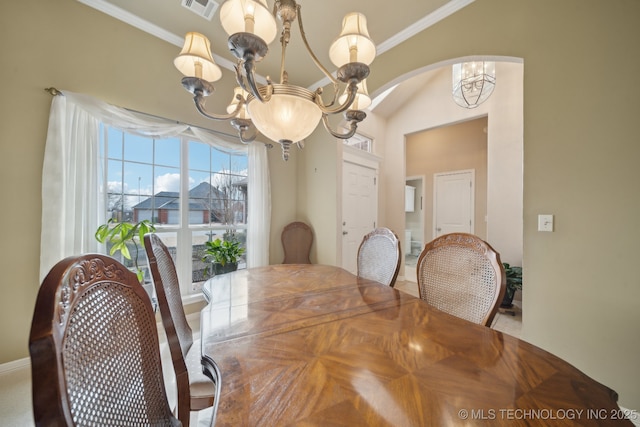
xmin=188 ymin=140 xmax=248 ymax=227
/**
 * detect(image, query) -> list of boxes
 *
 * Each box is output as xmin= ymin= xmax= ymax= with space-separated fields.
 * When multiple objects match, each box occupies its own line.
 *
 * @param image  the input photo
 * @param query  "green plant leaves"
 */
xmin=202 ymin=238 xmax=245 ymax=266
xmin=137 ymin=220 xmax=153 ymax=245
xmin=95 ymin=218 xmax=156 ymax=279
xmin=110 ymin=240 xmax=131 ymax=260
xmin=502 ymin=263 xmax=523 ymax=291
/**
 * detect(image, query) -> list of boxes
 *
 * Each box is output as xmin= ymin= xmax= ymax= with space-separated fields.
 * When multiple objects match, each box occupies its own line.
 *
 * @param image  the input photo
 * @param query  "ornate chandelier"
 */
xmin=174 ymin=0 xmax=376 ymax=160
xmin=452 ymin=61 xmax=496 ymax=109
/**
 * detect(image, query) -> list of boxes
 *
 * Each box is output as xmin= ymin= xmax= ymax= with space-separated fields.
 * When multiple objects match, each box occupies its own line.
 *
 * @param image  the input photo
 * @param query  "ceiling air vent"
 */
xmin=181 ymin=0 xmax=219 ymax=21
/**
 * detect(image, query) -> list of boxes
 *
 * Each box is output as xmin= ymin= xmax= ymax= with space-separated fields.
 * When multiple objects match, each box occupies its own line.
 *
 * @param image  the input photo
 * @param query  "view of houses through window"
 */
xmin=99 ymin=125 xmax=248 ymax=297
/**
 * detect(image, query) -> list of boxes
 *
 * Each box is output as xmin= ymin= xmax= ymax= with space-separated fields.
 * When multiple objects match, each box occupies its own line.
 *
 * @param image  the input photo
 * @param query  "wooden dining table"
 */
xmin=200 ymin=264 xmax=630 ymax=426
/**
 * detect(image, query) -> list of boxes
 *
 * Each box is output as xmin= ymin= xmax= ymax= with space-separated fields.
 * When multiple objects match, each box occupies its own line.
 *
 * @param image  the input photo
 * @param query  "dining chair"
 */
xmin=145 ymin=233 xmax=217 ymax=427
xmin=28 ymin=254 xmax=218 ymax=426
xmin=281 ymin=221 xmax=313 ymax=264
xmin=417 ymin=232 xmax=506 ymax=326
xmin=357 ymin=227 xmax=402 ymax=287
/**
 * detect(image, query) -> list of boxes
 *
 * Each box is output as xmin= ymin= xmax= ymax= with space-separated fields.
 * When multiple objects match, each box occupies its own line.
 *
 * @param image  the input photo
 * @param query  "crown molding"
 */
xmin=77 ymin=0 xmax=236 ymax=72
xmin=309 ymin=0 xmax=475 ymax=91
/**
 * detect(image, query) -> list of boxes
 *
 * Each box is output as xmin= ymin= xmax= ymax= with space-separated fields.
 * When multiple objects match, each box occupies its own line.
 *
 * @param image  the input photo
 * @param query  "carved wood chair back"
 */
xmin=29 ymin=254 xmax=181 ymax=426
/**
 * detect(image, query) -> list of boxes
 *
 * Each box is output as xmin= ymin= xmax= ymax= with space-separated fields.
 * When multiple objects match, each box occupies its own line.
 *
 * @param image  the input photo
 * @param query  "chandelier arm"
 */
xmin=230 ymin=117 xmax=259 ymax=144
xmin=243 ymin=58 xmax=273 ymax=103
xmin=296 ymin=4 xmax=340 ymax=85
xmin=234 ymin=62 xmax=252 ymax=94
xmin=193 ymin=93 xmax=244 ymax=121
xmin=314 ymin=81 xmax=343 ymax=110
xmin=321 ymin=112 xmax=364 ymax=140
xmin=238 ymin=127 xmax=259 ymax=144
xmin=315 ymin=81 xmax=357 ymax=115
xmin=327 ymin=81 xmax=342 ymax=108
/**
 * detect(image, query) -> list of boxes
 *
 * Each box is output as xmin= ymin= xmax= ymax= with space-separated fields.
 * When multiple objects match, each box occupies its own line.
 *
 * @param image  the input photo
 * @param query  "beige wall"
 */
xmin=2 ymin=0 xmax=640 ymax=412
xmin=406 ymin=117 xmax=489 ymax=244
xmin=298 ymin=128 xmax=340 ymax=265
xmin=267 ymin=146 xmax=299 ymax=265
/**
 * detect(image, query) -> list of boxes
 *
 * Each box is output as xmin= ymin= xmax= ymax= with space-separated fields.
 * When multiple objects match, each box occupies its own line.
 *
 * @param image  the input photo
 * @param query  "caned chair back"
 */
xmin=145 ymin=233 xmax=216 ymax=426
xmin=417 ymin=233 xmax=506 ymax=326
xmin=281 ymin=221 xmax=313 ymax=264
xmin=357 ymin=228 xmax=402 ymax=287
xmin=29 ymin=254 xmax=181 ymax=426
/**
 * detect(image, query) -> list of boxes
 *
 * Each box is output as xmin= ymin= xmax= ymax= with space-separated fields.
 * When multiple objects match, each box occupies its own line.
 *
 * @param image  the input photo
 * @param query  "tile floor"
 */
xmin=0 ymin=362 xmax=33 ymax=427
xmin=2 ymin=278 xmax=522 ymax=426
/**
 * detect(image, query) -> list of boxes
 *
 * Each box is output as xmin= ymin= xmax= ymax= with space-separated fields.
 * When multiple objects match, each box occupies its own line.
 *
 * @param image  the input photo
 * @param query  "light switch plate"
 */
xmin=538 ymin=214 xmax=554 ymax=232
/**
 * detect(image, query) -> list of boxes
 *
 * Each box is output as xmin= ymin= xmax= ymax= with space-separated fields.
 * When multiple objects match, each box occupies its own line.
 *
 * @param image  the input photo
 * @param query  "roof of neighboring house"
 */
xmin=133 ymin=192 xmax=178 ymax=210
xmin=133 ymin=182 xmax=227 ymax=211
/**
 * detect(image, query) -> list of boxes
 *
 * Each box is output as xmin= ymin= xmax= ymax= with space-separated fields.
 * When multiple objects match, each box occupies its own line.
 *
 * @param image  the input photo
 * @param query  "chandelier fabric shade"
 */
xmin=329 ymin=13 xmax=376 ymax=67
xmin=219 ymin=0 xmax=277 ymax=44
xmin=174 ymin=32 xmax=222 ymax=82
xmin=227 ymin=87 xmax=251 ymax=119
xmin=175 ymin=0 xmax=376 ymax=160
xmin=339 ymin=80 xmax=371 ymax=111
xmin=452 ymin=61 xmax=496 ymax=109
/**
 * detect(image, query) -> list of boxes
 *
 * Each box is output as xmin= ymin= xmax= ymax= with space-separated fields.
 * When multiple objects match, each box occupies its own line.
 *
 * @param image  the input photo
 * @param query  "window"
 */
xmin=100 ymin=126 xmax=248 ymax=297
xmin=342 ymin=132 xmax=373 ymax=153
xmin=40 ymin=91 xmax=269 ymax=290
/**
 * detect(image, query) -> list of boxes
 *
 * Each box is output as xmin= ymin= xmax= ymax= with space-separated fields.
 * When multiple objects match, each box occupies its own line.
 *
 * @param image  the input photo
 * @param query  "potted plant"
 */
xmin=95 ymin=218 xmax=156 ymax=282
xmin=202 ymin=237 xmax=245 ymax=276
xmin=501 ymin=263 xmax=523 ymax=308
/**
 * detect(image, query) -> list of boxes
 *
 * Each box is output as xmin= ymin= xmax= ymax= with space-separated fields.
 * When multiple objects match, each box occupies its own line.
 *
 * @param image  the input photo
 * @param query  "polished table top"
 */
xmin=201 ymin=264 xmax=628 ymax=426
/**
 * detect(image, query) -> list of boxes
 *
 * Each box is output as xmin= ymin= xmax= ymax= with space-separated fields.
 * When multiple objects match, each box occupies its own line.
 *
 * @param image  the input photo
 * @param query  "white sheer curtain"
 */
xmin=247 ymin=143 xmax=271 ymax=267
xmin=40 ymin=89 xmax=270 ymax=281
xmin=40 ymin=93 xmax=102 ymax=281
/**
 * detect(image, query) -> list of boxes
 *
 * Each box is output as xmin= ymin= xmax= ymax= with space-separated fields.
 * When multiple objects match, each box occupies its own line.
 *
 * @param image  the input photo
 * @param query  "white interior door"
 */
xmin=342 ymin=161 xmax=377 ymax=274
xmin=433 ymin=170 xmax=474 ymax=237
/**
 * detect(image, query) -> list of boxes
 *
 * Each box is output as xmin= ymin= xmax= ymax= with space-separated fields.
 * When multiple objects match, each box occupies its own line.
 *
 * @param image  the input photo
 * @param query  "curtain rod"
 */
xmin=44 ymin=87 xmax=269 ymax=146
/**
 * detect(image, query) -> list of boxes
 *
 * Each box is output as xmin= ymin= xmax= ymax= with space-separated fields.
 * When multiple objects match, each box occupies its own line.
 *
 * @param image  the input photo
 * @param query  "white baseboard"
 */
xmin=182 ymin=292 xmax=205 ymax=307
xmin=0 ymin=357 xmax=30 ymax=374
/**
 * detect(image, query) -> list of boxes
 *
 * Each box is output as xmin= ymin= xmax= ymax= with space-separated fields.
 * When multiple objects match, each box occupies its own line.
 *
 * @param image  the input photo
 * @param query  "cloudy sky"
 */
xmin=103 ymin=126 xmax=247 ymax=211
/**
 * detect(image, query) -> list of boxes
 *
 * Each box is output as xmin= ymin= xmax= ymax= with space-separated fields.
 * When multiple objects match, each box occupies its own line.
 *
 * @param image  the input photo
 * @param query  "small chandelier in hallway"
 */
xmin=452 ymin=61 xmax=496 ymax=109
